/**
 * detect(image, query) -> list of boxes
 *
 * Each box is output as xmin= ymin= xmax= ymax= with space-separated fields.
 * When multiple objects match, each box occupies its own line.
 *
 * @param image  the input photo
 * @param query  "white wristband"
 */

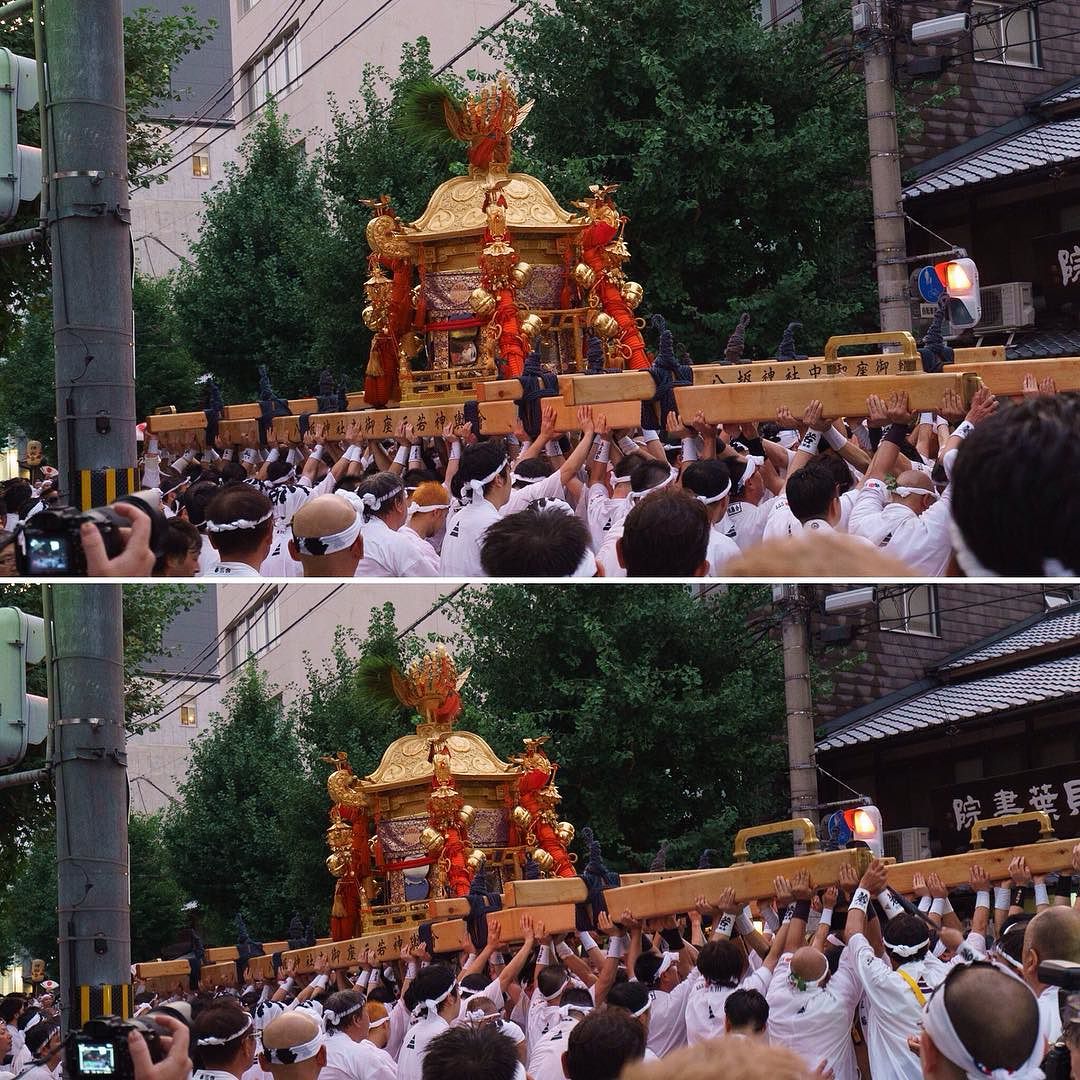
xmin=798 ymin=429 xmax=822 ymax=454
xmin=593 ymin=439 xmax=611 ymax=464
xmin=578 ymin=931 xmax=597 ymax=952
xmin=734 ymin=912 xmax=755 ymax=937
xmin=681 ymin=437 xmax=699 ymax=462
xmin=930 ymin=897 xmax=947 ymax=916
xmin=849 ymin=888 xmax=870 ymax=914
xmin=361 ymin=450 xmax=374 ymax=470
xmin=824 ymin=426 xmax=848 ymax=451
xmin=409 ymin=444 xmax=422 ymax=463
xmin=222 ymin=448 xmax=233 ymax=461
xmin=641 ymin=429 xmax=659 ymax=443
xmin=877 ymin=891 xmax=905 ymax=920
xmin=393 ymin=445 xmax=409 ymax=466
xmin=1034 ymin=883 xmax=1049 ymax=907
xmin=714 ymin=913 xmax=735 ymax=939
xmin=287 ymin=448 xmax=303 ymax=466
xmin=819 ymin=906 xmax=834 ymax=927
xmin=975 ymin=890 xmax=990 ymax=911
xmin=266 ymin=448 xmax=280 ymax=464
xmin=282 ymin=977 xmax=295 ymax=991
xmin=555 ymin=941 xmax=574 ymax=960
xmin=917 ymin=896 xmax=933 ymax=912
xmin=954 ymin=419 xmax=975 ymax=441
xmin=311 ymin=974 xmax=329 ymax=989
xmin=546 ymin=440 xmax=563 ymax=458
xmin=311 ymin=444 xmax=325 ymax=462
xmin=537 ymin=945 xmax=553 ymax=966
xmin=618 ymin=436 xmax=638 ymax=456
xmin=449 ymin=441 xmax=462 ymax=461
xmin=607 ymin=935 xmax=628 ymax=959
xmin=994 ymin=886 xmax=1011 ymax=911
xmin=406 ymin=962 xmax=418 ymax=978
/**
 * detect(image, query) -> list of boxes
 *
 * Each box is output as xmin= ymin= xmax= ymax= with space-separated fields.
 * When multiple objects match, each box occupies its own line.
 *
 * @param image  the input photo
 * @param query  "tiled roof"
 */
xmin=939 ymin=605 xmax=1080 ymax=671
xmin=904 ymin=116 xmax=1080 ymax=199
xmin=1005 ymin=330 xmax=1080 ymax=361
xmin=1042 ymin=86 xmax=1080 ymax=107
xmin=816 ymin=652 xmax=1080 ymax=751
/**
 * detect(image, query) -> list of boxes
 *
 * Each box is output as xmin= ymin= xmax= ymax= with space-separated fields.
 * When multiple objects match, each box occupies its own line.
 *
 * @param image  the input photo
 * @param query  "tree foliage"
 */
xmin=162 ymin=666 xmax=328 ymax=943
xmin=494 ymin=0 xmax=875 ymax=358
xmin=172 ymin=105 xmax=332 ymax=400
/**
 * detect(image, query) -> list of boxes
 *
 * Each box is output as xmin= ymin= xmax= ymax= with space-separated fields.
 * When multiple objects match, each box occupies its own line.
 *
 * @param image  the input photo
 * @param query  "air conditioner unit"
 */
xmin=883 ymin=827 xmax=930 ymax=863
xmin=916 ymin=282 xmax=1035 ymax=336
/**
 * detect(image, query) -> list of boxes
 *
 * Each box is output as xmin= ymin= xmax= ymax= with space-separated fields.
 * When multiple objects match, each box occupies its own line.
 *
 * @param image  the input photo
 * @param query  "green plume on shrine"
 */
xmin=353 ymin=651 xmax=407 ymax=722
xmin=395 ymin=79 xmax=466 ymax=151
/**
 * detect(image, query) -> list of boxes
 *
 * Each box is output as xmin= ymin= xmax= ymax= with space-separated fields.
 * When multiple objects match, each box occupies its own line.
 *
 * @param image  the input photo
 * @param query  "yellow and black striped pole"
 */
xmin=75 ymin=983 xmax=132 ymax=1025
xmin=76 ymin=468 xmax=137 ymax=511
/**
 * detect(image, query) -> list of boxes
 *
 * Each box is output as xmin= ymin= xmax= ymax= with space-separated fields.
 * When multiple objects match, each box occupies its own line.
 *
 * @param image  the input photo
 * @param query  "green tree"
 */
xmin=173 ymin=104 xmax=332 ymax=400
xmin=0 ymin=5 xmax=217 ymax=346
xmin=133 ymin=272 xmax=202 ymax=419
xmin=162 ymin=666 xmax=329 ymax=943
xmin=494 ymin=0 xmax=876 ymax=358
xmin=0 ymin=298 xmax=53 ymax=454
xmin=0 ymin=812 xmax=185 ymax=972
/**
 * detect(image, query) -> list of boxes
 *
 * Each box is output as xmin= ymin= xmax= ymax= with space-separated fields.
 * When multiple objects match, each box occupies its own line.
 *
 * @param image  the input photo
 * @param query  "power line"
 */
xmin=432 ymin=2 xmax=526 ymax=76
xmin=142 ymin=0 xmax=403 ymax=186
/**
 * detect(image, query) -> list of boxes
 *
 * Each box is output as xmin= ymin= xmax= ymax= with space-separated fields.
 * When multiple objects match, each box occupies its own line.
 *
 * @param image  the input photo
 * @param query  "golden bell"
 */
xmin=465 ymin=848 xmax=487 ymax=873
xmin=573 ymin=263 xmax=597 ymax=291
xmin=326 ymin=852 xmax=349 ymax=878
xmin=555 ymin=821 xmax=575 ymax=846
xmin=620 ymin=281 xmax=644 ymax=310
xmin=420 ymin=826 xmax=446 ymax=855
xmin=520 ymin=313 xmax=544 ymax=340
xmin=531 ymin=848 xmax=555 ymax=873
xmin=469 ymin=287 xmax=497 ymax=317
xmin=458 ymin=804 xmax=476 ymax=829
xmin=511 ymin=806 xmax=533 ymax=832
xmin=591 ymin=312 xmax=619 ymax=339
xmin=362 ymin=304 xmax=381 ymax=331
xmin=510 ymin=261 xmax=534 ymax=289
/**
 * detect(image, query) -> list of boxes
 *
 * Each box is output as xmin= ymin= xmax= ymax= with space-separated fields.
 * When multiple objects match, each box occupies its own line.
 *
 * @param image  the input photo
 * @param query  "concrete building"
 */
xmin=132 ymin=582 xmax=469 ymax=811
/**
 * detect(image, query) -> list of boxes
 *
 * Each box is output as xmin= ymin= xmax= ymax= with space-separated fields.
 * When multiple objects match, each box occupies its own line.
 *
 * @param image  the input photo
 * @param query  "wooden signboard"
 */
xmin=602 ymin=848 xmax=876 ymax=919
xmin=674 ymin=373 xmax=980 ymax=425
xmin=271 ymin=402 xmax=474 ymax=444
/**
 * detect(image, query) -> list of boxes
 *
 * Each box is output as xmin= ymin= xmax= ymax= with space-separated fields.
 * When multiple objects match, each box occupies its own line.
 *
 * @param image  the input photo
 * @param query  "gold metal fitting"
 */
xmin=620 ymin=281 xmax=644 ymax=310
xmin=555 ymin=821 xmax=575 ymax=846
xmin=420 ymin=826 xmax=447 ymax=855
xmin=469 ymin=287 xmax=497 ymax=317
xmin=326 ymin=852 xmax=349 ymax=878
xmin=511 ymin=261 xmax=534 ymax=289
xmin=573 ymin=263 xmax=597 ymax=290
xmin=458 ymin=804 xmax=476 ymax=829
xmin=362 ymin=304 xmax=380 ymax=331
xmin=520 ymin=313 xmax=544 ymax=339
xmin=531 ymin=847 xmax=555 ymax=873
xmin=511 ymin=806 xmax=533 ymax=832
xmin=591 ymin=312 xmax=619 ymax=339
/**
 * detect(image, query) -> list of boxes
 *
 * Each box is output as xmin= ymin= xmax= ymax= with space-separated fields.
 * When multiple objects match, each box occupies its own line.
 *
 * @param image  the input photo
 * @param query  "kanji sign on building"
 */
xmin=931 ymin=762 xmax=1080 ymax=855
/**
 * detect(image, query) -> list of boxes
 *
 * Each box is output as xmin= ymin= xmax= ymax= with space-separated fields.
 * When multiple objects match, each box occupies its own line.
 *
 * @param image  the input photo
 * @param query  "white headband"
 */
xmin=885 ymin=937 xmax=930 ymax=958
xmin=461 ymin=458 xmax=508 ymax=503
xmin=195 ymin=1016 xmax=253 ymax=1046
xmin=413 ymin=981 xmax=456 ymax=1018
xmin=542 ymin=977 xmax=569 ymax=1001
xmin=263 ymin=1031 xmax=323 ymax=1065
xmin=464 ymin=1007 xmax=493 ymax=1023
xmin=922 ymin=980 xmax=1046 ymax=1079
xmin=894 ymin=485 xmax=939 ymax=501
xmin=627 ymin=467 xmax=679 ymax=503
xmin=359 ymin=484 xmax=403 ymax=520
xmin=204 ymin=510 xmax=273 ymax=533
xmin=324 ymin=1001 xmax=363 ymax=1027
xmin=653 ymin=952 xmax=680 ymax=981
xmin=407 ymin=500 xmax=450 ymax=516
xmin=510 ymin=472 xmax=548 ymax=487
xmin=559 ymin=1003 xmax=593 ymax=1022
xmin=263 ymin=470 xmax=297 ymax=489
xmin=366 ymin=1013 xmax=389 ymax=1030
xmin=737 ymin=456 xmax=760 ymax=489
xmin=693 ymin=479 xmax=731 ymax=506
xmin=630 ymin=996 xmax=652 ymax=1018
xmin=293 ymin=510 xmax=362 ymax=556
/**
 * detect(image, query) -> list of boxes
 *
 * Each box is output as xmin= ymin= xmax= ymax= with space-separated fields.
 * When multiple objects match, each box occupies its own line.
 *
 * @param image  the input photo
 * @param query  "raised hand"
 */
xmin=965 ymin=385 xmax=999 ymax=425
xmin=969 ymin=863 xmax=989 ymax=890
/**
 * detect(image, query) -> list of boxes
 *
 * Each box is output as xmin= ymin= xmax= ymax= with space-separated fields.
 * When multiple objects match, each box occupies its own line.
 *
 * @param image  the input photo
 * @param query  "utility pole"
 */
xmin=857 ymin=0 xmax=912 ymax=333
xmin=45 ymin=0 xmax=137 ymax=510
xmin=779 ymin=585 xmax=819 ymax=847
xmin=50 ymin=585 xmax=130 ymax=1034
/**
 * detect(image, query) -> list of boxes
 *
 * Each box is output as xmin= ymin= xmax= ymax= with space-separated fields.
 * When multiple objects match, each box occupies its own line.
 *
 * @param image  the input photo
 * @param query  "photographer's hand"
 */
xmin=80 ymin=503 xmax=155 ymax=577
xmin=128 ymin=1014 xmax=190 ymax=1080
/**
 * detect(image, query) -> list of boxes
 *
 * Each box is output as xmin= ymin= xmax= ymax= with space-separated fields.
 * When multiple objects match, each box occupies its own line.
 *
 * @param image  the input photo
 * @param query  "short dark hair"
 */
xmin=24 ymin=1021 xmax=58 ymax=1057
xmin=356 ymin=471 xmax=405 ymax=522
xmin=564 ymin=1007 xmax=646 ymax=1080
xmin=511 ymin=457 xmax=553 ymax=485
xmin=404 ymin=467 xmax=438 ymax=489
xmin=190 ymin=1003 xmax=252 ymax=1070
xmin=322 ymin=989 xmax=365 ymax=1032
xmin=725 ymin=988 xmax=769 ymax=1033
xmin=265 ymin=458 xmax=294 ymax=483
xmin=0 ymin=995 xmax=24 ymax=1023
xmin=154 ymin=517 xmax=200 ymax=573
xmin=404 ymin=963 xmax=456 ymax=1014
xmin=204 ymin=485 xmax=273 ymax=558
xmin=620 ymin=488 xmax=709 ymax=576
xmin=612 ymin=450 xmax=648 ymax=484
xmin=629 ymin=458 xmax=671 ymax=495
xmin=882 ymin=913 xmax=931 ymax=963
xmin=681 ymin=459 xmax=730 ymax=503
xmin=181 ymin=479 xmax=220 ymax=527
xmin=952 ymin=394 xmax=1080 ymax=574
xmin=421 ymin=1025 xmax=519 ymax=1080
xmin=452 ymin=440 xmax=508 ymax=501
xmin=218 ymin=461 xmax=248 ymax=484
xmin=536 ymin=965 xmax=568 ymax=1000
xmin=697 ymin=938 xmax=744 ymax=987
xmin=633 ymin=952 xmax=665 ymax=987
xmin=606 ymin=979 xmax=650 ymax=1014
xmin=480 ymin=506 xmax=590 ymax=577
xmin=786 ymin=459 xmax=839 ymax=523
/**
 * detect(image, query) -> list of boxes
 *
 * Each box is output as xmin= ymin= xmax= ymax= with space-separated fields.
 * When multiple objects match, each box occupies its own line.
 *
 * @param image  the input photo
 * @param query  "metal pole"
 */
xmin=781 ymin=585 xmax=819 ymax=850
xmin=51 ymin=585 xmax=130 ymax=1035
xmin=45 ymin=0 xmax=136 ymax=509
xmin=859 ymin=0 xmax=912 ymax=332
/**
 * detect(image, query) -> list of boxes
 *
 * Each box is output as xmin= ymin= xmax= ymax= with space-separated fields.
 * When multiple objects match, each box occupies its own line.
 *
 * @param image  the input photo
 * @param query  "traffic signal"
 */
xmin=0 ymin=607 xmax=48 ymax=769
xmin=934 ymin=257 xmax=981 ymax=329
xmin=823 ymin=804 xmax=884 ymax=857
xmin=0 ymin=47 xmax=42 ymax=227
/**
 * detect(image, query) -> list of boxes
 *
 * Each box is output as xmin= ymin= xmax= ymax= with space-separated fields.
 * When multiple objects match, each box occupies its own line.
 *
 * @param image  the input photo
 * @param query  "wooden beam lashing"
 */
xmin=952 ymin=358 xmax=1080 ymax=397
xmin=504 ymin=878 xmax=588 ymax=907
xmin=603 ymin=849 xmax=874 ymax=918
xmin=675 ymin=373 xmax=979 ymax=425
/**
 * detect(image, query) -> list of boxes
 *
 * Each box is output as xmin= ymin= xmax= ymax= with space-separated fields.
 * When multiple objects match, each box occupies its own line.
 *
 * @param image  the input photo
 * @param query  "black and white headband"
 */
xmin=263 ymin=1031 xmax=323 ymax=1065
xmin=195 ymin=1016 xmax=253 ymax=1046
xmin=292 ymin=510 xmax=362 ymax=556
xmin=323 ymin=1000 xmax=364 ymax=1027
xmin=204 ymin=510 xmax=273 ymax=533
xmin=358 ymin=484 xmax=404 ymax=521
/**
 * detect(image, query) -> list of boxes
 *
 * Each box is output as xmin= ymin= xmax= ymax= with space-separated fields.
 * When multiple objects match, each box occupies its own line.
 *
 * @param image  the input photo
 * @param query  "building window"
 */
xmin=192 ymin=147 xmax=210 ymax=178
xmin=879 ymin=585 xmax=940 ymax=637
xmin=759 ymin=0 xmax=801 ymax=27
xmin=241 ymin=25 xmax=302 ymax=118
xmin=229 ymin=590 xmax=280 ymax=668
xmin=239 ymin=0 xmax=260 ymax=14
xmin=179 ymin=700 xmax=197 ymax=727
xmin=971 ymin=2 xmax=1039 ymax=67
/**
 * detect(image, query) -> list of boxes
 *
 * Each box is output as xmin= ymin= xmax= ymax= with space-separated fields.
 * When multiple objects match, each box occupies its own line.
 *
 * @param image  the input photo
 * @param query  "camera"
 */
xmin=1039 ymin=961 xmax=1079 ymax=1080
xmin=13 ymin=493 xmax=167 ymax=576
xmin=65 ymin=1016 xmax=167 ymax=1080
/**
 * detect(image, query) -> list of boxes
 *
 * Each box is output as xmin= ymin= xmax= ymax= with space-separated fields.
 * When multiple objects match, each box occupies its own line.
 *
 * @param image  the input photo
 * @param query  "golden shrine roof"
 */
xmin=361 ymin=727 xmax=521 ymax=792
xmin=403 ymin=169 xmax=581 ymax=244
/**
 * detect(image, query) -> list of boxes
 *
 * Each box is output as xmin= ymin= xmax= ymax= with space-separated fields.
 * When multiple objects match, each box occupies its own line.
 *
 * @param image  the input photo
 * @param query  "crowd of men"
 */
xmin=1 ymin=383 xmax=1076 ymax=578
xmin=4 ymin=852 xmax=1078 ymax=1080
